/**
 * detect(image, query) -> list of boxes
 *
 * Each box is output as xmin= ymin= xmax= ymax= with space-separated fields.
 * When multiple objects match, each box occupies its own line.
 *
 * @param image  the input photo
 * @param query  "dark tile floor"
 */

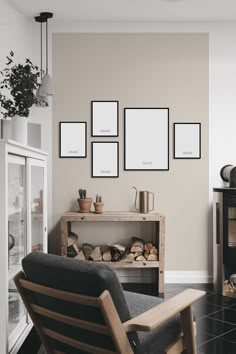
xmin=19 ymin=283 xmax=236 ymax=354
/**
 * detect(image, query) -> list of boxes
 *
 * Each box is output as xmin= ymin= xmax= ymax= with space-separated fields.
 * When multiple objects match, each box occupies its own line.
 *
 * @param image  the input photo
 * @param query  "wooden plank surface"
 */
xmin=61 ymin=211 xmax=164 ymax=222
xmin=92 ymin=261 xmax=159 ymax=268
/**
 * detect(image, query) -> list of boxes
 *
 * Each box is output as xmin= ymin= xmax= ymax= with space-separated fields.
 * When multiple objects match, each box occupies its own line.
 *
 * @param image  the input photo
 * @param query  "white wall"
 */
xmin=0 ymin=1 xmax=53 ymax=231
xmin=48 ymin=20 xmax=236 ymax=282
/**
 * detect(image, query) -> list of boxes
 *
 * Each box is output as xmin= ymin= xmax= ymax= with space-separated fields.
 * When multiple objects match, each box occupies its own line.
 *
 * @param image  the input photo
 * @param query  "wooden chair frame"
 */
xmin=14 ymin=271 xmax=205 ymax=354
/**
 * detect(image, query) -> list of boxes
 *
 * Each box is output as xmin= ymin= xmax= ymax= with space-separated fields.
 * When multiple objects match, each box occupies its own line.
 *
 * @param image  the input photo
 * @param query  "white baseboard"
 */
xmin=165 ymin=271 xmax=213 ymax=284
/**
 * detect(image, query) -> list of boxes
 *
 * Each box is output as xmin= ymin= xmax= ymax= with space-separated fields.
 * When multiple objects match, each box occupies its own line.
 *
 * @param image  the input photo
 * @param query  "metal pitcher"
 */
xmin=133 ymin=187 xmax=154 ymax=214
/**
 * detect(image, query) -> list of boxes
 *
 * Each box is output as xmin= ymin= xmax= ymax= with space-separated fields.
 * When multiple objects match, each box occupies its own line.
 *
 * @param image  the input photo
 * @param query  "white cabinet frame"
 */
xmin=0 ymin=139 xmax=47 ymax=354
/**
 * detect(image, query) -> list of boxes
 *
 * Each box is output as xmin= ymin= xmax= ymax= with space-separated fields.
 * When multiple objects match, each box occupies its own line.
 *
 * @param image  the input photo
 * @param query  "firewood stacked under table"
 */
xmin=67 ymin=234 xmax=158 ymax=262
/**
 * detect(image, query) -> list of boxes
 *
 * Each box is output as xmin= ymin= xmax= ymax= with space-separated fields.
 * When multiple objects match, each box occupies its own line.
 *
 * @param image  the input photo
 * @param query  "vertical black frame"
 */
xmin=91 ymin=141 xmax=119 ymax=178
xmin=91 ymin=100 xmax=119 ymax=137
xmin=173 ymin=122 xmax=201 ymax=159
xmin=124 ymin=107 xmax=169 ymax=171
xmin=59 ymin=121 xmax=87 ymax=158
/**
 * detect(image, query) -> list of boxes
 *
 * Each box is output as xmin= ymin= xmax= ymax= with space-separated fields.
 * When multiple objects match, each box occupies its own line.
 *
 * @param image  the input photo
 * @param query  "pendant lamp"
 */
xmin=39 ymin=12 xmax=54 ymax=97
xmin=35 ymin=15 xmax=48 ymax=107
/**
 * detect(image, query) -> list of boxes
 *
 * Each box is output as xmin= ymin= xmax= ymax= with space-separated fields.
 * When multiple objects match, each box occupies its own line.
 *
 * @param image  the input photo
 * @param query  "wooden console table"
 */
xmin=60 ymin=211 xmax=165 ymax=295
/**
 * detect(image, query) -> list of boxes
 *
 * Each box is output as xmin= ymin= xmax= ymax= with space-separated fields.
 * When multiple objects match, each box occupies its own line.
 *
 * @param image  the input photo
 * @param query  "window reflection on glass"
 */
xmin=228 ymin=208 xmax=236 ymax=247
xmin=8 ymin=162 xmax=26 ymax=335
xmin=31 ymin=165 xmax=44 ymax=252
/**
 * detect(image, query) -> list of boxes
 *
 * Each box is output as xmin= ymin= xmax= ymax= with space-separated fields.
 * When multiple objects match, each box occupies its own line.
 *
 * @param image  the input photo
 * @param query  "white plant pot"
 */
xmin=11 ymin=116 xmax=28 ymax=145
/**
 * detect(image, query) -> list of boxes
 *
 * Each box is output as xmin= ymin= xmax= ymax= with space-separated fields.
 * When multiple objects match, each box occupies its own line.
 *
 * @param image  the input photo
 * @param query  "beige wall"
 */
xmin=52 ymin=33 xmax=209 ymax=272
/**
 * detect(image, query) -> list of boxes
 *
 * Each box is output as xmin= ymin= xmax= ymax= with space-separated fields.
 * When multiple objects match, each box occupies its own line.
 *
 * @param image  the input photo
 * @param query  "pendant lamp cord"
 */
xmin=40 ymin=21 xmax=43 ymax=80
xmin=46 ymin=19 xmax=48 ymax=74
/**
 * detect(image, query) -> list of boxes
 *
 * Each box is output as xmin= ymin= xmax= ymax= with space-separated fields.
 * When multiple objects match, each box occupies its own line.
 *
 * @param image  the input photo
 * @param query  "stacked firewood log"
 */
xmin=129 ymin=237 xmax=158 ymax=261
xmin=67 ymin=233 xmax=158 ymax=262
xmin=224 ymin=280 xmax=236 ymax=295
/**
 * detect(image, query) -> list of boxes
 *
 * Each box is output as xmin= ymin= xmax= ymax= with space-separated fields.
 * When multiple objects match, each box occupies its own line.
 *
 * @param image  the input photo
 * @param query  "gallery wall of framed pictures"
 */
xmin=59 ymin=101 xmax=202 ymax=177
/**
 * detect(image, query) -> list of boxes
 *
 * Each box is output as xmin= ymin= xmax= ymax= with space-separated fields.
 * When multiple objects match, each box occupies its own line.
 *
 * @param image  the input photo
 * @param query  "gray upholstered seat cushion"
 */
xmin=124 ymin=291 xmax=182 ymax=354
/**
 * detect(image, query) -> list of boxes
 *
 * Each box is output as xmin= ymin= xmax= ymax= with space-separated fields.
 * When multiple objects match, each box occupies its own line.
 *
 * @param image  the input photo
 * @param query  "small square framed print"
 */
xmin=59 ymin=122 xmax=87 ymax=158
xmin=91 ymin=101 xmax=119 ymax=137
xmin=92 ymin=142 xmax=119 ymax=178
xmin=174 ymin=123 xmax=201 ymax=159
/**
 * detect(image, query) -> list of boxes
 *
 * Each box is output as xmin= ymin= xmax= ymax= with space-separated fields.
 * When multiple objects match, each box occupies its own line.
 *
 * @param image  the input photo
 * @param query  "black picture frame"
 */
xmin=59 ymin=121 xmax=87 ymax=158
xmin=124 ymin=107 xmax=169 ymax=171
xmin=173 ymin=122 xmax=201 ymax=159
xmin=91 ymin=141 xmax=119 ymax=178
xmin=91 ymin=100 xmax=119 ymax=137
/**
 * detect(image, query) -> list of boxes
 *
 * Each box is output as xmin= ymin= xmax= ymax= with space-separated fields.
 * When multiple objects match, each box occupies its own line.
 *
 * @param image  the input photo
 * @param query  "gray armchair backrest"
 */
xmin=22 ymin=252 xmax=136 ymax=353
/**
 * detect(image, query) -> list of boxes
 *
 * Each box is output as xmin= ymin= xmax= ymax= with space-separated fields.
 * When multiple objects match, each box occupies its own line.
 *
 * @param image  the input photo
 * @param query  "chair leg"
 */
xmin=180 ymin=306 xmax=196 ymax=354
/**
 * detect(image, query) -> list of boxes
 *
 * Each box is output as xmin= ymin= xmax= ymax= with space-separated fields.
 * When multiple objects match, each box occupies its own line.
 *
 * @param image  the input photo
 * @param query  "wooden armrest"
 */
xmin=123 ymin=288 xmax=205 ymax=332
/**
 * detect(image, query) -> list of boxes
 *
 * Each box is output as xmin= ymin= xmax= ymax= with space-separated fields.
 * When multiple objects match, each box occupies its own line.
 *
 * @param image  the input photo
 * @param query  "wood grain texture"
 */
xmin=180 ymin=306 xmax=197 ymax=354
xmin=99 ymin=290 xmax=133 ymax=354
xmin=42 ymin=327 xmax=117 ymax=354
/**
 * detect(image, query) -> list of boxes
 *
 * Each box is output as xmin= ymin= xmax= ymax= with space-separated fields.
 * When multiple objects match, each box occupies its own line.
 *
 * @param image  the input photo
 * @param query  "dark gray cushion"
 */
xmin=22 ymin=253 xmax=135 ymax=353
xmin=22 ymin=253 xmax=182 ymax=354
xmin=124 ymin=291 xmax=182 ymax=354
xmin=22 ymin=252 xmax=131 ymax=322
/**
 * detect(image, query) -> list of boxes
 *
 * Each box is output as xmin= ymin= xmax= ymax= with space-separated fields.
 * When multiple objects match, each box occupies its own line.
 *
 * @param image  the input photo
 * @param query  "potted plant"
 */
xmin=77 ymin=189 xmax=93 ymax=213
xmin=0 ymin=51 xmax=40 ymax=144
xmin=93 ymin=194 xmax=104 ymax=214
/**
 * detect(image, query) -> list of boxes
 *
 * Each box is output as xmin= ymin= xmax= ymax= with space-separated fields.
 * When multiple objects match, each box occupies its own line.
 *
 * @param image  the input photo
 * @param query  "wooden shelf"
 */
xmin=61 ymin=211 xmax=165 ymax=294
xmin=97 ymin=261 xmax=159 ymax=268
xmin=61 ymin=211 xmax=164 ymax=223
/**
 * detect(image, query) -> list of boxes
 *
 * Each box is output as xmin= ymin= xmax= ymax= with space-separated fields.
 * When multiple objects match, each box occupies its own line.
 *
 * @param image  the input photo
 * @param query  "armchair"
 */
xmin=14 ymin=253 xmax=205 ymax=354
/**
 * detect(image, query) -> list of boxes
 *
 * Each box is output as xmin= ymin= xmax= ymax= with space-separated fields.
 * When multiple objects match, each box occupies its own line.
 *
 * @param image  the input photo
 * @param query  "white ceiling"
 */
xmin=9 ymin=0 xmax=236 ymax=22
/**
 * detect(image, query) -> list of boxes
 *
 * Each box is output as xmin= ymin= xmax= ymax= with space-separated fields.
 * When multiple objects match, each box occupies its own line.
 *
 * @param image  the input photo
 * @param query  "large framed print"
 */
xmin=91 ymin=101 xmax=119 ymax=137
xmin=92 ymin=142 xmax=119 ymax=178
xmin=59 ymin=122 xmax=87 ymax=158
xmin=124 ymin=108 xmax=169 ymax=170
xmin=174 ymin=123 xmax=201 ymax=159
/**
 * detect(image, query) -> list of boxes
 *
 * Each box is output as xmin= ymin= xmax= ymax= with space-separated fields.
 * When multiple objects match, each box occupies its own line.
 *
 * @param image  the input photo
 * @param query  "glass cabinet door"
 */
xmin=8 ymin=156 xmax=27 ymax=345
xmin=28 ymin=159 xmax=47 ymax=254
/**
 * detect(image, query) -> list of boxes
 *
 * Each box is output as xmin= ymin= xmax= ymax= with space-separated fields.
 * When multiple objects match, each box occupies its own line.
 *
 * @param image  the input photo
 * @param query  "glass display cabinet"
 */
xmin=213 ymin=188 xmax=236 ymax=297
xmin=0 ymin=140 xmax=47 ymax=354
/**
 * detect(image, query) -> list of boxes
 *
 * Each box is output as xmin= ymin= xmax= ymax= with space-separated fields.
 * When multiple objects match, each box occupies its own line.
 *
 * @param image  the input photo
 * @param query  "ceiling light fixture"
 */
xmin=35 ymin=14 xmax=48 ymax=107
xmin=39 ymin=12 xmax=54 ymax=97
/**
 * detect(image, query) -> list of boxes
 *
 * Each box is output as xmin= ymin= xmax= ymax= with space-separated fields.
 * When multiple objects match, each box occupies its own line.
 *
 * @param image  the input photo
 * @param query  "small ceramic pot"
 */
xmin=93 ymin=202 xmax=104 ymax=214
xmin=78 ymin=198 xmax=93 ymax=213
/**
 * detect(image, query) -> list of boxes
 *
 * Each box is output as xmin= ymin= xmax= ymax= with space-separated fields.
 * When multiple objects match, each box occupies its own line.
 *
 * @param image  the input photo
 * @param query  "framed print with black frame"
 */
xmin=59 ymin=121 xmax=87 ymax=158
xmin=91 ymin=101 xmax=119 ymax=137
xmin=92 ymin=142 xmax=119 ymax=178
xmin=174 ymin=123 xmax=201 ymax=159
xmin=124 ymin=108 xmax=169 ymax=171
